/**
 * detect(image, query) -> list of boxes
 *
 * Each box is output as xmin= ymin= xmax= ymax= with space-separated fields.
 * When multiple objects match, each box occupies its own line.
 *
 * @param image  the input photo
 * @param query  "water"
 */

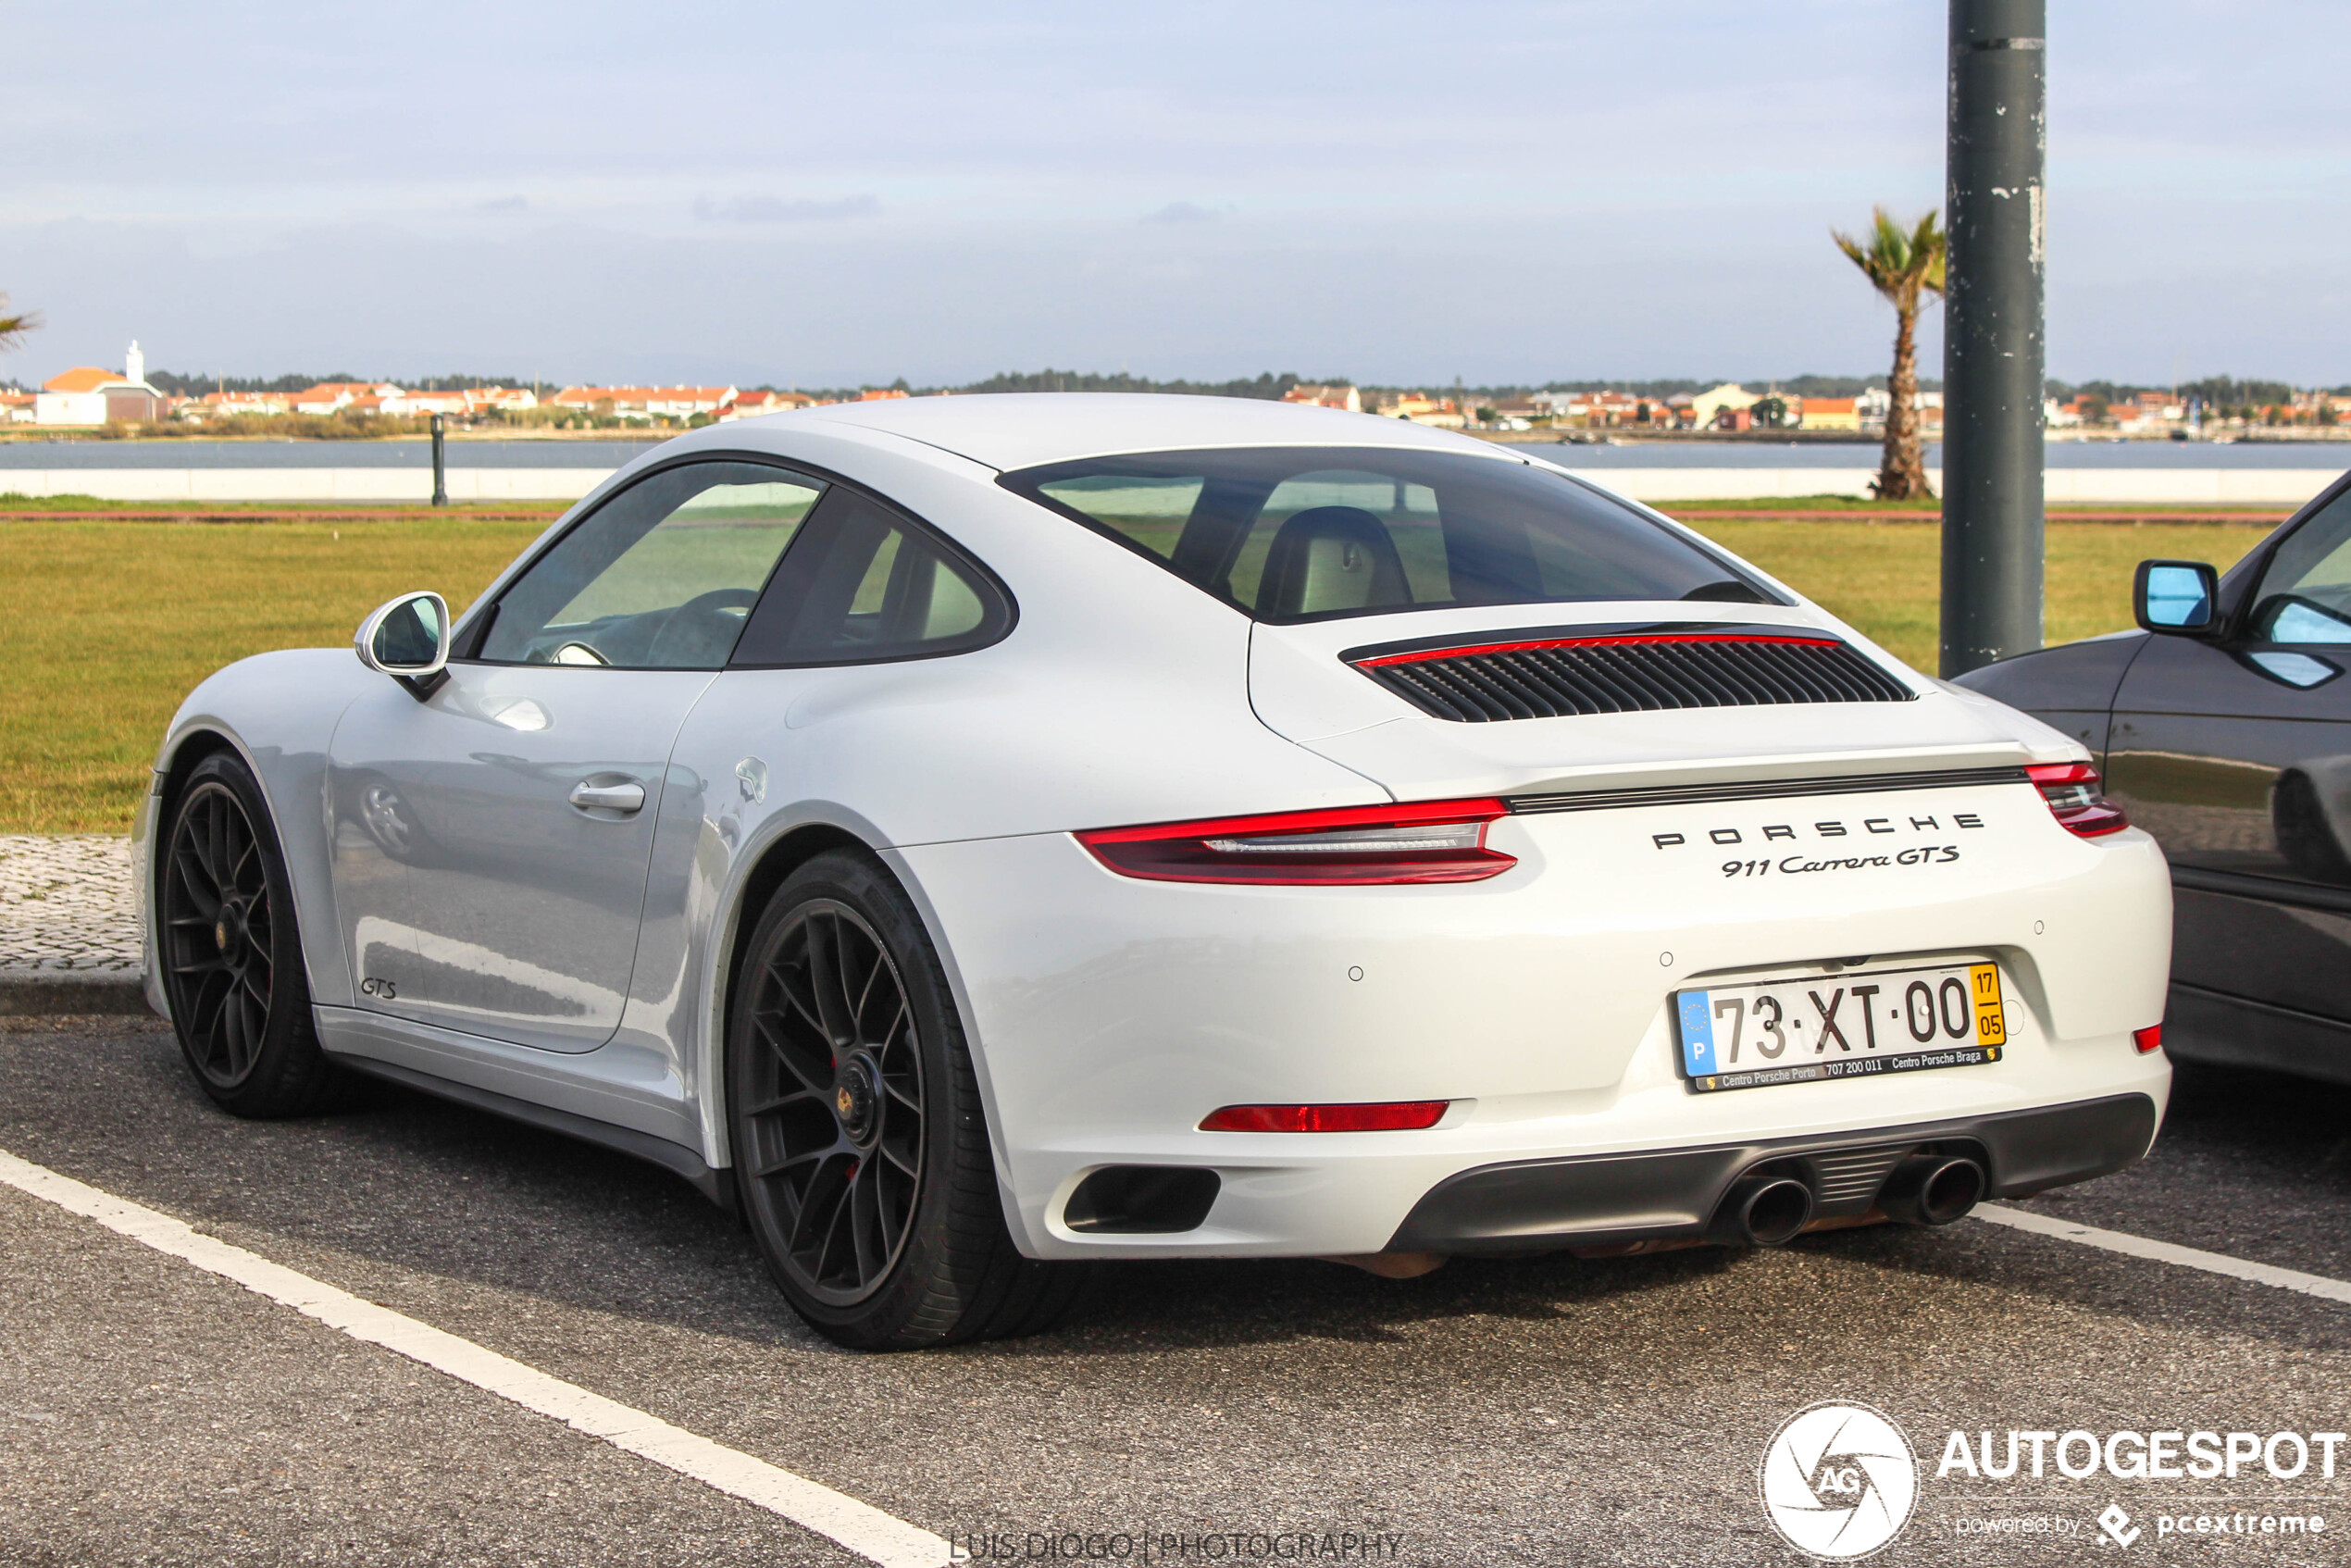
xmin=1541 ymin=440 xmax=2350 ymax=470
xmin=0 ymin=435 xmax=2341 ymax=471
xmin=0 ymin=439 xmax=661 ymax=469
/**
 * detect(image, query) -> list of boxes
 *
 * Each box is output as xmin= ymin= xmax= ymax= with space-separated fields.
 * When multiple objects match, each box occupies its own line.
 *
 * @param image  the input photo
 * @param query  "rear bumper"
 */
xmin=1385 ymin=1091 xmax=2158 ymax=1254
xmin=894 ymin=793 xmax=2172 ymax=1260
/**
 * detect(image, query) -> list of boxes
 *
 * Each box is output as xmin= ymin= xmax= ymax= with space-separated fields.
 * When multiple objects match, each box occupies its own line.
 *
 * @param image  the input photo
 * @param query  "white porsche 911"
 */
xmin=139 ymin=394 xmax=2172 ymax=1348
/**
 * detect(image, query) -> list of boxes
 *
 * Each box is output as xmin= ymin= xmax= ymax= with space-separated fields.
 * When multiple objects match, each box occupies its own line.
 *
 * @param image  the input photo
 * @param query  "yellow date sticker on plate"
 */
xmin=1971 ymin=962 xmax=2008 ymax=1048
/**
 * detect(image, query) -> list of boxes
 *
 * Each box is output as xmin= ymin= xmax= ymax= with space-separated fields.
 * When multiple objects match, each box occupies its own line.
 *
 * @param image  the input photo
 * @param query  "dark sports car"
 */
xmin=1956 ymin=471 xmax=2351 ymax=1086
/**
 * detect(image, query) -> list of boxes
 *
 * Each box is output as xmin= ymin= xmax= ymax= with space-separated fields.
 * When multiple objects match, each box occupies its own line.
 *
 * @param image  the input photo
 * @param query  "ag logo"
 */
xmin=1758 ymin=1401 xmax=1917 ymax=1560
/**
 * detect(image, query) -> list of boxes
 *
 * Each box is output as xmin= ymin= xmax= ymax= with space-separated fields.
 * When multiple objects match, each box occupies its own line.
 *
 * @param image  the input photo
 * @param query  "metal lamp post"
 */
xmin=1940 ymin=0 xmax=2046 ymax=677
xmin=430 ymin=413 xmax=449 ymax=508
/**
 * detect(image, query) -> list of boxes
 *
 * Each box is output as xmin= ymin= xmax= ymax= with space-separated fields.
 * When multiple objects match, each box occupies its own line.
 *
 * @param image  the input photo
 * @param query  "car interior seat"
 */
xmin=1257 ymin=505 xmax=1413 ymax=617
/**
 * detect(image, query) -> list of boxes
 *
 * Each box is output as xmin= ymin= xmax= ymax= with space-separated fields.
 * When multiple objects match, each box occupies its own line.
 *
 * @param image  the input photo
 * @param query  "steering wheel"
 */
xmin=645 ymin=586 xmax=760 ymax=666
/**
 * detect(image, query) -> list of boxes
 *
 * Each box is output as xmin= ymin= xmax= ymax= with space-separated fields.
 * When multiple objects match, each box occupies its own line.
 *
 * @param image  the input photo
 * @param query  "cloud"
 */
xmin=1140 ymin=201 xmax=1218 ymax=226
xmin=475 ymin=194 xmax=529 ymax=214
xmin=693 ymin=194 xmax=881 ymax=224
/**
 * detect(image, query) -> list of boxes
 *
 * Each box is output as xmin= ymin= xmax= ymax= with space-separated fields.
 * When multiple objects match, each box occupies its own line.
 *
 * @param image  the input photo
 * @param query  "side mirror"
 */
xmin=2133 ymin=560 xmax=2219 ymax=635
xmin=355 ymin=591 xmax=451 ymax=694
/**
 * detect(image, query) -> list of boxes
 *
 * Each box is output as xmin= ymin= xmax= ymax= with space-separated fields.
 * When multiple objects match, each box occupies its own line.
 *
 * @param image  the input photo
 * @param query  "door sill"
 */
xmin=336 ymin=1054 xmax=733 ymax=1211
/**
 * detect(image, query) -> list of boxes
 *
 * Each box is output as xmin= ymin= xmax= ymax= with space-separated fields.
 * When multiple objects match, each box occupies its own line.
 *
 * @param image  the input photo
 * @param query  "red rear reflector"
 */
xmin=2133 ymin=1024 xmax=2163 ymax=1054
xmin=2025 ymin=762 xmax=2130 ymax=839
xmin=1199 ymin=1101 xmax=1449 ymax=1133
xmin=1077 ymin=799 xmax=1515 ymax=885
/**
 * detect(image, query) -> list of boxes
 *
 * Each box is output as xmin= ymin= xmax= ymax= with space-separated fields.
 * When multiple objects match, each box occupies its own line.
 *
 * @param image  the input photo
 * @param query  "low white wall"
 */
xmin=0 ymin=468 xmax=611 ymax=503
xmin=1567 ymin=467 xmax=2344 ymax=505
xmin=1 ymin=464 xmax=2341 ymax=507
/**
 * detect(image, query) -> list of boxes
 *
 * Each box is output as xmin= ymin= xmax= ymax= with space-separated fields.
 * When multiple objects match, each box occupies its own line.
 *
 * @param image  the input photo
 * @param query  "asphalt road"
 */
xmin=5 ymin=1015 xmax=2348 ymax=1566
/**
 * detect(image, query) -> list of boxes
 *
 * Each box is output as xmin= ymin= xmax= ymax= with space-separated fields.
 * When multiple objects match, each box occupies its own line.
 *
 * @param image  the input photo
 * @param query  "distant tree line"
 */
xmin=108 ymin=365 xmax=2351 ymax=408
xmin=947 ymin=368 xmax=1310 ymax=399
xmin=142 ymin=369 xmax=544 ymax=395
xmin=2046 ymin=377 xmax=2351 ymax=404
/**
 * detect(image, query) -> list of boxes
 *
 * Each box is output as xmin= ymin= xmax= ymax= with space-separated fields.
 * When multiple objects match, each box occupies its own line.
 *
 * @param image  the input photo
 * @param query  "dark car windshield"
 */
xmin=999 ymin=446 xmax=1780 ymax=624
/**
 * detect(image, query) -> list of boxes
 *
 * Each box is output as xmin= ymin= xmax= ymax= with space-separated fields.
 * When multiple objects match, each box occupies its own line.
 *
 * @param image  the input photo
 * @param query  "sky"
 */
xmin=2 ymin=1 xmax=2345 ymax=390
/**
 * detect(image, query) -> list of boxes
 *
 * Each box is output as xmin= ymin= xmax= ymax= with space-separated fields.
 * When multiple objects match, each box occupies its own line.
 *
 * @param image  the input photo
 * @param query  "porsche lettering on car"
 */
xmin=137 ymin=394 xmax=2172 ymax=1348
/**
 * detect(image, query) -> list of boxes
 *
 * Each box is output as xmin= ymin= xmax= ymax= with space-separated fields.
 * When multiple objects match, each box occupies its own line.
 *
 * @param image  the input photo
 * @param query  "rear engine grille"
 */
xmin=1807 ymin=1145 xmax=1912 ymax=1211
xmin=1350 ymin=632 xmax=1916 ymax=723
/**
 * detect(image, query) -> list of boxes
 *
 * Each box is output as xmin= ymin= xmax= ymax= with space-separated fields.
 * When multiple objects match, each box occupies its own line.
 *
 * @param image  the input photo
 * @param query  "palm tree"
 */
xmin=0 ymin=292 xmax=37 ymax=353
xmin=1833 ymin=208 xmax=1945 ymax=500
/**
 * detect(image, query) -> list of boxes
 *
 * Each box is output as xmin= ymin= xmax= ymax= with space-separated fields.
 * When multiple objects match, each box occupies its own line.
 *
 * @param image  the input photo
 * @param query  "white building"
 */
xmin=1687 ymin=383 xmax=1760 ymax=428
xmin=33 ymin=342 xmax=165 ymax=425
xmin=1281 ymin=383 xmax=1362 ymax=414
xmin=291 ymin=381 xmax=403 ymax=416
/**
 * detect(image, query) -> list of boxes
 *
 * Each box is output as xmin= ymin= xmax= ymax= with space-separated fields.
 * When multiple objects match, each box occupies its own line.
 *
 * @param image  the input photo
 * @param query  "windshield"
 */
xmin=999 ymin=446 xmax=1780 ymax=624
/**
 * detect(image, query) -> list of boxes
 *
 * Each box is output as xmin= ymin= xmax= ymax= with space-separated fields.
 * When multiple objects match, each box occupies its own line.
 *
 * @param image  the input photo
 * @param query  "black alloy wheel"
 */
xmin=728 ymin=851 xmax=1088 ymax=1349
xmin=159 ymin=751 xmax=350 ymax=1116
xmin=164 ymin=778 xmax=275 ymax=1083
xmin=739 ymin=898 xmax=926 ymax=1304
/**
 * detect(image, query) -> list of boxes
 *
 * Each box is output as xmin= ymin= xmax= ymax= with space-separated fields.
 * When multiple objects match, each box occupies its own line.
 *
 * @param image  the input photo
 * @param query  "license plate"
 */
xmin=1673 ymin=961 xmax=2007 ymax=1094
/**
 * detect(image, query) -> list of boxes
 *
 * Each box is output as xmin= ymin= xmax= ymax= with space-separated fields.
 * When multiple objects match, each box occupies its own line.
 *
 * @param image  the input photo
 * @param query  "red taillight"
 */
xmin=2025 ymin=763 xmax=2130 ymax=838
xmin=2133 ymin=1024 xmax=2163 ymax=1054
xmin=1076 ymin=799 xmax=1515 ymax=885
xmin=1199 ymin=1101 xmax=1450 ymax=1132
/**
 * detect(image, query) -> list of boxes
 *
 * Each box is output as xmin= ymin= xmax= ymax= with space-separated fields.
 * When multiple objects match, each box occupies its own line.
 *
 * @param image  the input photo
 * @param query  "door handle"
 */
xmin=568 ymin=778 xmax=646 ymax=815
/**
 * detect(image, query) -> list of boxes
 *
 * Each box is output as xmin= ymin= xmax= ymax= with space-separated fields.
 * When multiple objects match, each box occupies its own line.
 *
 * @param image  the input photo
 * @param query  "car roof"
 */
xmin=787 ymin=392 xmax=1511 ymax=473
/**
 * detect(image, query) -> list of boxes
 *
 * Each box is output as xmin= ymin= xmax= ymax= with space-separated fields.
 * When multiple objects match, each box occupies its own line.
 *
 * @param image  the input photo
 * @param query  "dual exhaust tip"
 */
xmin=1710 ymin=1153 xmax=1987 ymax=1248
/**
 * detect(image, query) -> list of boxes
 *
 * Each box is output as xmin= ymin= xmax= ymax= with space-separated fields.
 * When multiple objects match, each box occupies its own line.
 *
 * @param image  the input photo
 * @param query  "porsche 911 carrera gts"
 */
xmin=139 ymin=395 xmax=2172 ymax=1347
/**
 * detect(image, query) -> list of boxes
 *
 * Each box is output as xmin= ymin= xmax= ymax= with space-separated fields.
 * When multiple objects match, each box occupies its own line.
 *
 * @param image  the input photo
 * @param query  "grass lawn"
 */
xmin=0 ymin=512 xmax=2272 ymax=834
xmin=2 ymin=517 xmax=548 ymax=833
xmin=1696 ymin=516 xmax=2267 ymax=671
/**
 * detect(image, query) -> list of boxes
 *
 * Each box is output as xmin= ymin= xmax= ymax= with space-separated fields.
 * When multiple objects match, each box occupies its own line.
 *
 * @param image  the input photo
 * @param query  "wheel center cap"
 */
xmin=835 ymin=1057 xmax=879 ymax=1143
xmin=214 ymin=899 xmax=244 ymax=955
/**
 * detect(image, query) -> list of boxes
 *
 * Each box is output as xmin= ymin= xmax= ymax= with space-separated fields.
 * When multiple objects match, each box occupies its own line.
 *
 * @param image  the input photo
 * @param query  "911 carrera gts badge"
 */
xmin=359 ymin=976 xmax=398 ymax=1000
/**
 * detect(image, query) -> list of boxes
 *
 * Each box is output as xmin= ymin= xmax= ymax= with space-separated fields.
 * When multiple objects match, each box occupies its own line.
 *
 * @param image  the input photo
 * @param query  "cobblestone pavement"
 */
xmin=0 ymin=836 xmax=139 ymax=975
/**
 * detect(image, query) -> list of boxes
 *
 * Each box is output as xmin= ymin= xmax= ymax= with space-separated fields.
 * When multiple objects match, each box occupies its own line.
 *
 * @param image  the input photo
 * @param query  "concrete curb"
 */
xmin=0 ymin=972 xmax=154 ymax=1016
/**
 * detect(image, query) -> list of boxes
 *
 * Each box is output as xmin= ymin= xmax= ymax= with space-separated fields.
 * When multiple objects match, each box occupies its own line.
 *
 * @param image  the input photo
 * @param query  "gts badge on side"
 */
xmin=358 ymin=976 xmax=399 ymax=1000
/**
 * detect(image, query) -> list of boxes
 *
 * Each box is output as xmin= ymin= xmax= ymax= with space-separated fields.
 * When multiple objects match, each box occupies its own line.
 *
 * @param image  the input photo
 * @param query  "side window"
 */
xmin=730 ymin=489 xmax=1012 ymax=666
xmin=1034 ymin=473 xmax=1205 ymax=564
xmin=478 ymin=462 xmax=823 ymax=667
xmin=2252 ymin=490 xmax=2351 ymax=645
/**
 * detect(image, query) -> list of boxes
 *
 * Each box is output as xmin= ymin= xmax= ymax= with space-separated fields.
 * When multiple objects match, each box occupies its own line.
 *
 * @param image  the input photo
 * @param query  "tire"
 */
xmin=157 ymin=751 xmax=353 ymax=1117
xmin=727 ymin=850 xmax=1088 ymax=1350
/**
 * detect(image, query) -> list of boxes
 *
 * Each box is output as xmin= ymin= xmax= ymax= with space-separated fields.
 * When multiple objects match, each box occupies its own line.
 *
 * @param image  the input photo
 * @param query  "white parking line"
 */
xmin=0 ymin=1147 xmax=952 ymax=1568
xmin=1974 ymin=1201 xmax=2351 ymax=1306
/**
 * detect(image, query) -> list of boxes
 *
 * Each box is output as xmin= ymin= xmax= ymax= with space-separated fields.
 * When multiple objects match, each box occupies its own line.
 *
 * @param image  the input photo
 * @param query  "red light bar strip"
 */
xmin=1354 ymin=632 xmax=1844 ymax=669
xmin=1080 ymin=797 xmax=1507 ymax=847
xmin=1076 ymin=797 xmax=1516 ymax=885
xmin=1199 ymin=1101 xmax=1450 ymax=1133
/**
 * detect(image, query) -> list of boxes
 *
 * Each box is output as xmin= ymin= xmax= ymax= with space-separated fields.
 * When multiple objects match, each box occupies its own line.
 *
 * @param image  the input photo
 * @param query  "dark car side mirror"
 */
xmin=2134 ymin=559 xmax=2219 ymax=635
